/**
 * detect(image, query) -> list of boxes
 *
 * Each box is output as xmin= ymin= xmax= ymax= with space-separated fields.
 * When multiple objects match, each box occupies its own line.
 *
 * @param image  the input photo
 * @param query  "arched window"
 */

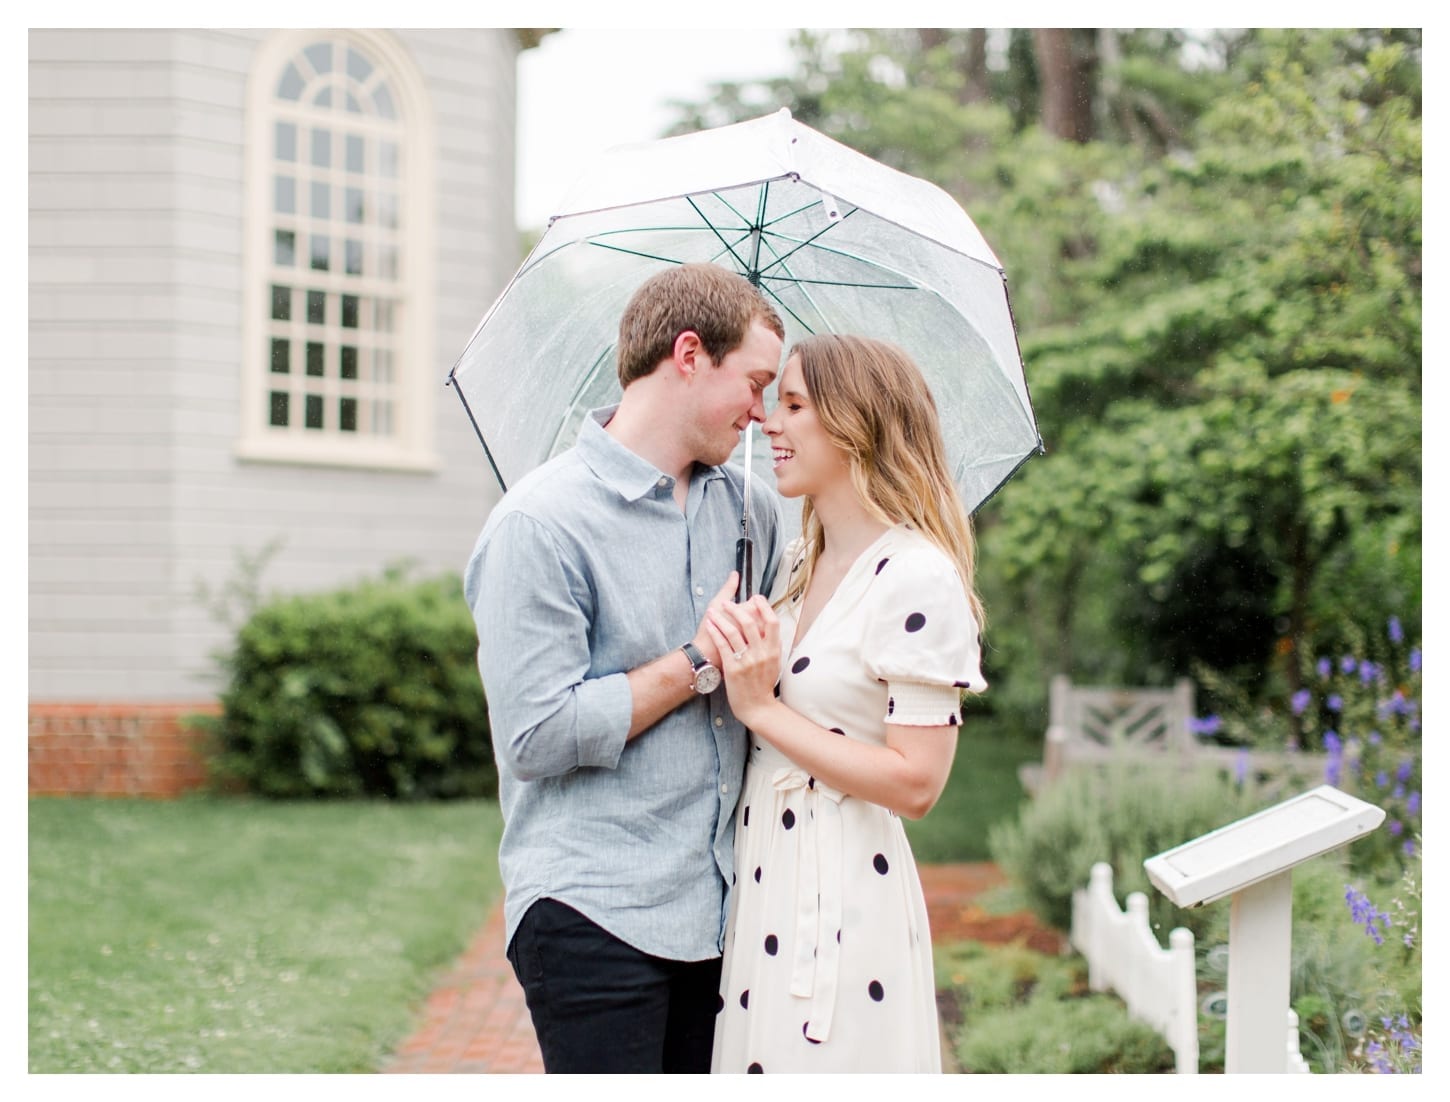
xmin=239 ymin=30 xmax=436 ymax=470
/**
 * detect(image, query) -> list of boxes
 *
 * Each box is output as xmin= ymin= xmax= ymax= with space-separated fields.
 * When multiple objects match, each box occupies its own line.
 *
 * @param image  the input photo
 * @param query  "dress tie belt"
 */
xmin=771 ymin=765 xmax=845 ymax=1043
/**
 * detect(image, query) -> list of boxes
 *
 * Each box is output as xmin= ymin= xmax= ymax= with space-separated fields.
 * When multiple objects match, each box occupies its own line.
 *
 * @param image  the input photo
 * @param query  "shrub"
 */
xmin=957 ymin=992 xmax=1175 ymax=1074
xmin=194 ymin=570 xmax=495 ymax=800
xmin=986 ymin=762 xmax=1270 ymax=941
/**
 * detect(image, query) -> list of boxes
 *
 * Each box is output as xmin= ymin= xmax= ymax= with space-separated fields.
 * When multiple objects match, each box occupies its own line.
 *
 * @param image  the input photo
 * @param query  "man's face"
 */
xmin=684 ymin=320 xmax=783 ymax=467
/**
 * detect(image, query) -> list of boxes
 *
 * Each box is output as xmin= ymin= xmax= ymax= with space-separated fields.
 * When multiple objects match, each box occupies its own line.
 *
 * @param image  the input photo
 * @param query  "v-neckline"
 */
xmin=786 ymin=526 xmax=898 ymax=658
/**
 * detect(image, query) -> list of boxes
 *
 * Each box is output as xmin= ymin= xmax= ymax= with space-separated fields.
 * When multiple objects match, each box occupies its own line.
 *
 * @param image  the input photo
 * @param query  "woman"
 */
xmin=706 ymin=334 xmax=986 ymax=1074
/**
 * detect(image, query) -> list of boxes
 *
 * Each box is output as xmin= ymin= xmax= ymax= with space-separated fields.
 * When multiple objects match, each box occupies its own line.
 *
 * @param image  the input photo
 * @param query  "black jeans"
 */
xmin=506 ymin=897 xmax=722 ymax=1073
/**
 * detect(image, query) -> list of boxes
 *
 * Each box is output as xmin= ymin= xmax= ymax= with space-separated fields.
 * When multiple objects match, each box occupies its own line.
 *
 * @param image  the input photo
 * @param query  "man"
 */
xmin=463 ymin=264 xmax=786 ymax=1073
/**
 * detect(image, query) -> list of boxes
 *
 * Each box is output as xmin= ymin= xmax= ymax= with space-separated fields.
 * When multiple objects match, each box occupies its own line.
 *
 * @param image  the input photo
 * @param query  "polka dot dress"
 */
xmin=711 ymin=525 xmax=986 ymax=1073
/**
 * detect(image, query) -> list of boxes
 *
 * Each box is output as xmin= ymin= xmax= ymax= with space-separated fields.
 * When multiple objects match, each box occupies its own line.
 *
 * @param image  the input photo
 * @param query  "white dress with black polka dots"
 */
xmin=711 ymin=524 xmax=986 ymax=1074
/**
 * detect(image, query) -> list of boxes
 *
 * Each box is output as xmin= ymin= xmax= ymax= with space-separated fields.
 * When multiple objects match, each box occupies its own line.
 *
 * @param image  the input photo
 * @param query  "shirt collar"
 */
xmin=577 ymin=406 xmax=727 ymax=502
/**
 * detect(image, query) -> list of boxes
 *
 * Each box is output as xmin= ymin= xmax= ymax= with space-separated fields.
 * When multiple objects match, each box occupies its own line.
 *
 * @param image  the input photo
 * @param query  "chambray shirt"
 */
xmin=463 ymin=408 xmax=783 ymax=962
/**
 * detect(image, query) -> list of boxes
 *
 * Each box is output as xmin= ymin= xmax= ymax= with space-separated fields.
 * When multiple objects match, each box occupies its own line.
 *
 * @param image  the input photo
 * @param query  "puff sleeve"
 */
xmin=861 ymin=541 xmax=986 ymax=727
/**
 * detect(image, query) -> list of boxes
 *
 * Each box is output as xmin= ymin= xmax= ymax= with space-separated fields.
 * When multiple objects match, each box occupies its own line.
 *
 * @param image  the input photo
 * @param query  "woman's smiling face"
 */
xmin=761 ymin=354 xmax=851 ymax=499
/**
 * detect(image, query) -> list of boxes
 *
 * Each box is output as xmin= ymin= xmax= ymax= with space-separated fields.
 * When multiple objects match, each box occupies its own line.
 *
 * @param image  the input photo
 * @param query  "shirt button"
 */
xmin=714 ymin=717 xmax=724 ymax=728
xmin=657 ymin=477 xmax=668 ymax=488
xmin=695 ymin=585 xmax=704 ymax=596
xmin=720 ymin=783 xmax=729 ymax=794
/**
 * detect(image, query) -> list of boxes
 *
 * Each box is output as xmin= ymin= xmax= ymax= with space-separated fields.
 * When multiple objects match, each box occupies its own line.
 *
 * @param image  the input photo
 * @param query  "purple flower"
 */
xmin=1341 ymin=655 xmax=1357 ymax=674
xmin=1389 ymin=820 xmax=1403 ymax=836
xmin=1397 ymin=759 xmax=1414 ymax=782
xmin=1409 ymin=647 xmax=1421 ymax=673
xmin=1389 ymin=616 xmax=1404 ymax=644
xmin=1403 ymin=839 xmax=1416 ymax=857
xmin=1235 ymin=748 xmax=1249 ymax=785
xmin=1323 ymin=730 xmax=1342 ymax=753
xmin=1369 ymin=730 xmax=1383 ymax=746
xmin=1189 ymin=714 xmax=1222 ymax=736
xmin=1376 ymin=771 xmax=1389 ymax=788
xmin=1325 ymin=759 xmax=1342 ymax=785
xmin=1317 ymin=656 xmax=1332 ymax=679
xmin=1291 ymin=689 xmax=1312 ymax=716
xmin=1327 ymin=693 xmax=1343 ymax=712
xmin=1407 ymin=791 xmax=1420 ymax=816
xmin=1360 ymin=660 xmax=1378 ymax=684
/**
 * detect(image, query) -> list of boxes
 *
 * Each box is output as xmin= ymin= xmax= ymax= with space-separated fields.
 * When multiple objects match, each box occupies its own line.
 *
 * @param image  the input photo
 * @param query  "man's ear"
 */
xmin=672 ymin=329 xmax=706 ymax=377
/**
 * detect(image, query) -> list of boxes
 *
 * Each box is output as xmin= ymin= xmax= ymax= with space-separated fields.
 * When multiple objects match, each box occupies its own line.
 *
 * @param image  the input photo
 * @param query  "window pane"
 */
xmin=306 ymin=341 xmax=325 ymax=377
xmin=379 ymin=245 xmax=398 ymax=280
xmin=307 ymin=290 xmax=326 ymax=325
xmin=310 ymin=234 xmax=330 ymax=271
xmin=340 ymin=345 xmax=358 ymax=379
xmin=271 ymin=338 xmax=290 ymax=374
xmin=346 ymin=92 xmax=362 ymax=114
xmin=345 ymin=187 xmax=365 ymax=224
xmin=310 ymin=181 xmax=330 ymax=220
xmin=277 ymin=63 xmax=304 ymax=101
xmin=339 ymin=397 xmax=358 ymax=433
xmin=274 ymin=175 xmax=296 ymax=215
xmin=275 ymin=121 xmax=297 ymax=162
xmin=379 ymin=141 xmax=398 ymax=179
xmin=347 ymin=47 xmax=373 ymax=84
xmin=305 ymin=394 xmax=324 ymax=430
xmin=274 ymin=229 xmax=296 ymax=266
xmin=316 ymin=87 xmax=333 ymax=108
xmin=310 ymin=127 xmax=331 ymax=169
xmin=304 ymin=42 xmax=332 ymax=76
xmin=271 ymin=284 xmax=291 ymax=321
xmin=269 ymin=391 xmax=290 ymax=426
xmin=373 ymin=83 xmax=396 ymax=120
xmin=373 ymin=400 xmax=393 ymax=435
xmin=345 ymin=134 xmax=365 ymax=173
xmin=377 ymin=191 xmax=397 ymax=229
xmin=345 ymin=238 xmax=363 ymax=275
xmin=374 ymin=299 xmax=394 ymax=333
xmin=373 ymin=348 xmax=393 ymax=384
xmin=341 ymin=295 xmax=359 ymax=329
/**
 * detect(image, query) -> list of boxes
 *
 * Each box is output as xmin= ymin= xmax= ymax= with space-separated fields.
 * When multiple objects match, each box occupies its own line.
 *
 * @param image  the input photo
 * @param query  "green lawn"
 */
xmin=28 ymin=796 xmax=503 ymax=1073
xmin=904 ymin=716 xmax=1042 ymax=863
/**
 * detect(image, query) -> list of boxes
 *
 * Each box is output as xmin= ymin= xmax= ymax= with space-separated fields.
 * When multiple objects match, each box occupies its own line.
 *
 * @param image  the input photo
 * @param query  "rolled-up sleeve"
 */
xmin=465 ymin=511 xmax=632 ymax=781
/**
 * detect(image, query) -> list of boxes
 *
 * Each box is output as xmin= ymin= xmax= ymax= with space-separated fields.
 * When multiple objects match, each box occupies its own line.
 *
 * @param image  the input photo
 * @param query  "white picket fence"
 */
xmin=1070 ymin=862 xmax=1312 ymax=1074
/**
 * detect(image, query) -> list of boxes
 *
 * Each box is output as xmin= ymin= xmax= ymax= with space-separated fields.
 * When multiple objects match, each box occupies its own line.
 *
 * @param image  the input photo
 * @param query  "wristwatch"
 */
xmin=680 ymin=642 xmax=722 ymax=694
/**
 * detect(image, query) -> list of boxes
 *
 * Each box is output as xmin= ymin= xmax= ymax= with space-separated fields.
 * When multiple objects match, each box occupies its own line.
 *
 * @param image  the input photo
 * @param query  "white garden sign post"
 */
xmin=1143 ymin=785 xmax=1384 ymax=1073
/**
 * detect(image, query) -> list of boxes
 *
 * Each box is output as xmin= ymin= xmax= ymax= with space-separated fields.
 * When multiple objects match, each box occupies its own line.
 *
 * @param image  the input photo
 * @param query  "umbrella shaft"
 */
xmin=735 ymin=537 xmax=754 ymax=601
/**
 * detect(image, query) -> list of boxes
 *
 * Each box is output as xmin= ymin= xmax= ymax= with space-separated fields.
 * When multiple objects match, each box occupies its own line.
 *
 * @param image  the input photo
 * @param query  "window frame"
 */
xmin=238 ymin=29 xmax=438 ymax=472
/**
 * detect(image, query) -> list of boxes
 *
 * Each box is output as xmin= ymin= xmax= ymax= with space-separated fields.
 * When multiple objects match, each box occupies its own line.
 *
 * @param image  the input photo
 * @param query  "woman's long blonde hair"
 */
xmin=776 ymin=334 xmax=986 ymax=632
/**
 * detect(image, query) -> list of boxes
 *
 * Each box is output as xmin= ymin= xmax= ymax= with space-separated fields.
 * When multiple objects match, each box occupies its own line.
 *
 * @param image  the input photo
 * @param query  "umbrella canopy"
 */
xmin=448 ymin=108 xmax=1043 ymax=514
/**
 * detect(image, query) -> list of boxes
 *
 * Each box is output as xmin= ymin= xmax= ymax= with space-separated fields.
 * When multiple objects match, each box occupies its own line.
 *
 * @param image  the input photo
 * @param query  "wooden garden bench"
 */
xmin=1018 ymin=675 xmax=1327 ymax=797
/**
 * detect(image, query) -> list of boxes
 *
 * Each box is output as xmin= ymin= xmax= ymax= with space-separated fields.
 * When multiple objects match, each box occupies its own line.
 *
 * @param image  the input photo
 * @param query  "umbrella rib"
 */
xmin=584 ymin=240 xmax=691 ymax=266
xmin=686 ymin=195 xmax=754 ymax=273
xmin=754 ymin=278 xmax=821 ymax=336
xmin=757 ymin=206 xmax=861 ymax=276
xmin=760 ymin=274 xmax=919 ymax=291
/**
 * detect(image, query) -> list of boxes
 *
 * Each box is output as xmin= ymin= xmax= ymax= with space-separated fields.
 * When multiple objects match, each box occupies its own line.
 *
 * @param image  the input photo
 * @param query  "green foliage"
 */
xmin=673 ymin=30 xmax=1421 ymax=733
xmin=936 ymin=939 xmax=1175 ymax=1073
xmin=29 ymin=796 xmax=504 ymax=1072
xmin=987 ymin=763 xmax=1270 ymax=940
xmin=195 ymin=570 xmax=495 ymax=800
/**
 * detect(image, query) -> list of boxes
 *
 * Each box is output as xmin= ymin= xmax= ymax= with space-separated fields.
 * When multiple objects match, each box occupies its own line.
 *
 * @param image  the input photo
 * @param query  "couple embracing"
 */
xmin=464 ymin=263 xmax=985 ymax=1074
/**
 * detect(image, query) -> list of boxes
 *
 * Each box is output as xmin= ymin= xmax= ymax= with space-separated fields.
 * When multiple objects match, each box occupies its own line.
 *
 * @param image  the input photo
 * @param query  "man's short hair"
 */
xmin=616 ymin=264 xmax=785 ymax=388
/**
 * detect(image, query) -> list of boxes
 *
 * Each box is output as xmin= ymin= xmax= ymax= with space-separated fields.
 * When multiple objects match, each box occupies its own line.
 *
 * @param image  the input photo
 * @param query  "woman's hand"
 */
xmin=705 ymin=596 xmax=781 ymax=728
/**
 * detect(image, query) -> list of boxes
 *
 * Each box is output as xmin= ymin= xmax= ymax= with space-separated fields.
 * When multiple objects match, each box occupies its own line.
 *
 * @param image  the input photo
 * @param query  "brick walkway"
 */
xmin=381 ymin=862 xmax=1062 ymax=1074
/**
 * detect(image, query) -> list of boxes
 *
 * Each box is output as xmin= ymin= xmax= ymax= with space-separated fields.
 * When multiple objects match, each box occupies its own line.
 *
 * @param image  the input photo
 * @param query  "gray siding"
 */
xmin=29 ymin=28 xmax=516 ymax=701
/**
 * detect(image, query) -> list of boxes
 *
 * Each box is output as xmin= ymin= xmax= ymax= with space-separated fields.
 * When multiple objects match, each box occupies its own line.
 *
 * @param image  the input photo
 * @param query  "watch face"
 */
xmin=694 ymin=664 xmax=722 ymax=694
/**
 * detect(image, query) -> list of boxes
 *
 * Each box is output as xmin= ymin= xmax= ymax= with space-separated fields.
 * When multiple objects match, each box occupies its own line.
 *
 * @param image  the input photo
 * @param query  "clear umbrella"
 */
xmin=448 ymin=108 xmax=1043 ymax=516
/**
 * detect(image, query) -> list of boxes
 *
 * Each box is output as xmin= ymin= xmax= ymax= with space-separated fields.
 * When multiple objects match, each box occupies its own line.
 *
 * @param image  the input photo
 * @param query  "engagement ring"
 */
xmin=733 ymin=649 xmax=747 ymax=661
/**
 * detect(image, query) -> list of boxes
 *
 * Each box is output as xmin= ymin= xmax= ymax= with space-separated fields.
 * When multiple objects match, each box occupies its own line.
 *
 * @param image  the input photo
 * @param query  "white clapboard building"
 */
xmin=29 ymin=29 xmax=540 ymax=789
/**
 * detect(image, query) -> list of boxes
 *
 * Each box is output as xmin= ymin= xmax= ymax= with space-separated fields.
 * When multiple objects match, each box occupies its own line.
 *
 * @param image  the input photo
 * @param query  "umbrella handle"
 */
xmin=735 ymin=537 xmax=754 ymax=602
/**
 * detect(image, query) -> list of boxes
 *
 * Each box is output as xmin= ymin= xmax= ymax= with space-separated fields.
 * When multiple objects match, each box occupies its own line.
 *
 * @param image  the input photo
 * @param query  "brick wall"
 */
xmin=28 ymin=702 xmax=221 ymax=798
